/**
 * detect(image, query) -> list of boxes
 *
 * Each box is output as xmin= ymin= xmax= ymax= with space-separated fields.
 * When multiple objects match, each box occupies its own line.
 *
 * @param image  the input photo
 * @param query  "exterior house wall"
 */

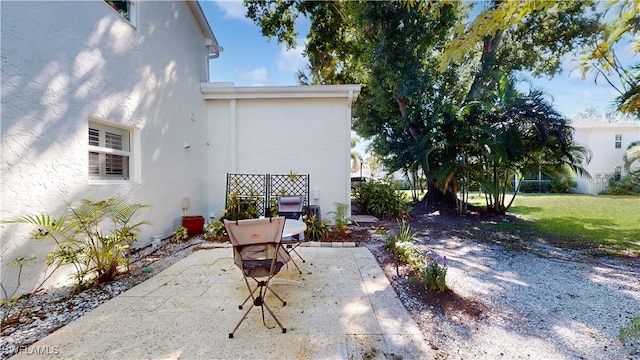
xmin=1 ymin=1 xmax=217 ymax=294
xmin=203 ymin=83 xmax=360 ymax=222
xmin=572 ymin=120 xmax=640 ymax=194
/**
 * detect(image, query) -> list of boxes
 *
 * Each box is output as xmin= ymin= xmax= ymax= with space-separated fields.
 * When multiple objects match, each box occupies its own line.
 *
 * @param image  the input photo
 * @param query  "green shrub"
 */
xmin=395 ymin=241 xmax=422 ymax=264
xmin=600 ymin=174 xmax=640 ymax=195
xmin=304 ymin=214 xmax=329 ymax=241
xmin=354 ymin=178 xmax=411 ymax=219
xmin=203 ymin=219 xmax=227 ymax=242
xmin=420 ymin=251 xmax=448 ymax=292
xmin=518 ymin=181 xmax=551 ymax=193
xmin=224 ymin=190 xmax=261 ymax=220
xmin=550 ymin=178 xmax=577 ymax=193
xmin=171 ymin=225 xmax=188 ymax=243
xmin=328 ymin=203 xmax=350 ymax=235
xmin=4 ymin=197 xmax=150 ymax=287
xmin=388 ymin=221 xmax=447 ymax=292
xmin=619 ymin=316 xmax=640 ymax=344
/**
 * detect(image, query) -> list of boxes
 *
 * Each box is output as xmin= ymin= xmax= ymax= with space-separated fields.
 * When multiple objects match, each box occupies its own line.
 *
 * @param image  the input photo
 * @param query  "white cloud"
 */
xmin=275 ymin=38 xmax=307 ymax=72
xmin=213 ymin=0 xmax=250 ymax=22
xmin=235 ymin=67 xmax=268 ymax=84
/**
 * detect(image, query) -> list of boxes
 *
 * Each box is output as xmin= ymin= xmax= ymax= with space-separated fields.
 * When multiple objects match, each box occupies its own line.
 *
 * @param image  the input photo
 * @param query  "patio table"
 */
xmin=282 ymin=218 xmax=306 ymax=238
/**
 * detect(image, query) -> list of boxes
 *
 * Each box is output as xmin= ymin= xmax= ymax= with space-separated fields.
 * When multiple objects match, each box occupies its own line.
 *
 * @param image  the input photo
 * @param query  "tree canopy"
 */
xmin=244 ymin=0 xmax=614 ymax=213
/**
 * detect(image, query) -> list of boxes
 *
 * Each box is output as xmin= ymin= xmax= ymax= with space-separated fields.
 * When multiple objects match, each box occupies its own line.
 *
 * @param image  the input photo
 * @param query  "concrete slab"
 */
xmin=352 ymin=215 xmax=379 ymax=224
xmin=12 ymin=247 xmax=434 ymax=360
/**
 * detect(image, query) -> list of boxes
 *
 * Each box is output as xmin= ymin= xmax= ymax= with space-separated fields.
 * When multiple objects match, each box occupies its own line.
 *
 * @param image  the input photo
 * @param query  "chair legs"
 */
xmin=238 ymin=279 xmax=287 ymax=310
xmin=287 ymin=244 xmax=306 ymax=263
xmin=284 ymin=242 xmax=305 ymax=274
xmin=229 ymin=277 xmax=287 ymax=338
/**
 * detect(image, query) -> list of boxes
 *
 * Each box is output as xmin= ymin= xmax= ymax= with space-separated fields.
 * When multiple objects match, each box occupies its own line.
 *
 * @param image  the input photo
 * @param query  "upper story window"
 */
xmin=615 ymin=134 xmax=622 ymax=149
xmin=104 ymin=1 xmax=136 ymax=26
xmin=89 ymin=120 xmax=131 ymax=181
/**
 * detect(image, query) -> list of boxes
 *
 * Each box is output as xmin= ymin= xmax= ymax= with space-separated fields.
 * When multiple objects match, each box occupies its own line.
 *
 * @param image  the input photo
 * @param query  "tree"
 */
xmin=351 ymin=137 xmax=363 ymax=173
xmin=623 ymin=140 xmax=640 ymax=185
xmin=415 ymin=0 xmax=637 ymax=117
xmin=245 ymin=0 xmax=596 ymax=212
xmin=414 ymin=0 xmax=598 ymax=208
xmin=576 ymin=0 xmax=639 ymax=118
xmin=467 ymin=75 xmax=591 ymax=214
xmin=246 ymin=0 xmax=467 ymax=203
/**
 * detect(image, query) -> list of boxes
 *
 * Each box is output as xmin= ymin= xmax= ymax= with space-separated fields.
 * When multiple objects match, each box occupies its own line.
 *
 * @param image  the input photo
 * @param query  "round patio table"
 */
xmin=283 ymin=219 xmax=306 ymax=238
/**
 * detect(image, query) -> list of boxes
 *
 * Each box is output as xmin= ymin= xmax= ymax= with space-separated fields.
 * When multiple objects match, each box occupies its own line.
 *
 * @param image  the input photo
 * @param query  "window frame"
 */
xmin=88 ymin=116 xmax=140 ymax=185
xmin=103 ymin=0 xmax=137 ymax=27
xmin=615 ymin=134 xmax=622 ymax=149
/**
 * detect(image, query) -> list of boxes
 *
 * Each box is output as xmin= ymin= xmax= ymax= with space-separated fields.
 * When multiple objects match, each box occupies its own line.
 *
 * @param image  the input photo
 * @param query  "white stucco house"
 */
xmin=572 ymin=119 xmax=640 ymax=194
xmin=1 ymin=1 xmax=359 ymax=295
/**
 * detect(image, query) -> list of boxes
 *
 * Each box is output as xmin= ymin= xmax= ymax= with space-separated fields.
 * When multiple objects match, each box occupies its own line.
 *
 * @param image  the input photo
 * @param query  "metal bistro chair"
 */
xmin=224 ymin=217 xmax=290 ymax=338
xmin=277 ymin=196 xmax=306 ymax=274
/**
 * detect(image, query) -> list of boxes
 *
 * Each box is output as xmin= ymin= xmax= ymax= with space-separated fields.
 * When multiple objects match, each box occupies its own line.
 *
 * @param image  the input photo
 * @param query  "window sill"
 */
xmin=89 ymin=179 xmax=131 ymax=186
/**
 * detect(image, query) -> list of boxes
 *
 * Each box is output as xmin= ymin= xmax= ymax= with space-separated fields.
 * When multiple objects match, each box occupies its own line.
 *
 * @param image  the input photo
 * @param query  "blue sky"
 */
xmin=201 ymin=0 xmax=625 ymax=120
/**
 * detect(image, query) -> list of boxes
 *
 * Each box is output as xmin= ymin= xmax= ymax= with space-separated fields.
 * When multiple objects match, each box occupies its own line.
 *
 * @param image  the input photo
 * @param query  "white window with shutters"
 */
xmin=88 ymin=118 xmax=133 ymax=182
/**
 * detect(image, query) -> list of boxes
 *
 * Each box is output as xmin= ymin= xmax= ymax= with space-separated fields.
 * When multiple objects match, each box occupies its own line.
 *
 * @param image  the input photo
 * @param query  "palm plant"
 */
xmin=468 ymin=75 xmax=591 ymax=214
xmin=4 ymin=197 xmax=150 ymax=287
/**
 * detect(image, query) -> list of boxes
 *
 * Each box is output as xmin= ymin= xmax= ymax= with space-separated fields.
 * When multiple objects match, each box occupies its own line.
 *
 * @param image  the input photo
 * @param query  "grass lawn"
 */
xmin=469 ymin=193 xmax=640 ymax=255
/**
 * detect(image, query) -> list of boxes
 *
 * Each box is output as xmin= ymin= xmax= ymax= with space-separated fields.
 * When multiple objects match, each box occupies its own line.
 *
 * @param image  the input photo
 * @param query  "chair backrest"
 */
xmin=225 ymin=217 xmax=285 ymax=246
xmin=277 ymin=196 xmax=305 ymax=220
xmin=224 ymin=217 xmax=289 ymax=277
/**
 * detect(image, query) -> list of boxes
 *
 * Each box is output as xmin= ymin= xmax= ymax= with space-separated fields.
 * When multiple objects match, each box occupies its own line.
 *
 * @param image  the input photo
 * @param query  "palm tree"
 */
xmin=469 ymin=75 xmax=591 ymax=214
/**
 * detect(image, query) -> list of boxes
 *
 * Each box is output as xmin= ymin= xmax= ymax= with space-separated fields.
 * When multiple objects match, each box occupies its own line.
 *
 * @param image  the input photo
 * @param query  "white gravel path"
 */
xmin=412 ymin=234 xmax=640 ymax=359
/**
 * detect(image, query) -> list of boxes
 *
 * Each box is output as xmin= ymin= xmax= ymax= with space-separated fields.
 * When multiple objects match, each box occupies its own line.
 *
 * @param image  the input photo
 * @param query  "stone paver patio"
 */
xmin=12 ymin=247 xmax=433 ymax=359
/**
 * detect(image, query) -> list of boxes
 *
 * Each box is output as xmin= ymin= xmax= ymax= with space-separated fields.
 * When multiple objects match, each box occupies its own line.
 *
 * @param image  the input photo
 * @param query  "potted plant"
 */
xmin=181 ymin=215 xmax=204 ymax=236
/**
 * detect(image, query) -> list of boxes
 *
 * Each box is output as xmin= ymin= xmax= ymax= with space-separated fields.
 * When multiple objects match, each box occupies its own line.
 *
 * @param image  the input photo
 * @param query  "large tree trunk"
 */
xmin=465 ymin=0 xmax=504 ymax=103
xmin=465 ymin=30 xmax=503 ymax=102
xmin=397 ymin=95 xmax=420 ymax=140
xmin=424 ymin=179 xmax=457 ymax=207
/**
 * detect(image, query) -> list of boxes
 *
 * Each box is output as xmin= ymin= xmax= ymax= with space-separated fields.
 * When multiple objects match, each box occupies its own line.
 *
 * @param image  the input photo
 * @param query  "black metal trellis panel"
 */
xmin=225 ymin=173 xmax=310 ymax=217
xmin=268 ymin=174 xmax=310 ymax=213
xmin=225 ymin=173 xmax=268 ymax=217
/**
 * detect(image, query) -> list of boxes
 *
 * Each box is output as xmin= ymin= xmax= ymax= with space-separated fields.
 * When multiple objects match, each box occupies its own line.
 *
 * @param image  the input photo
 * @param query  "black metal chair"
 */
xmin=277 ymin=196 xmax=306 ymax=274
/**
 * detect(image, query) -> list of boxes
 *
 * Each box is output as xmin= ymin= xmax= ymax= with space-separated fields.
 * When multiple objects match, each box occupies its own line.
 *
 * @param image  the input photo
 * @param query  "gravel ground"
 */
xmin=365 ymin=207 xmax=640 ymax=360
xmin=2 ymin=209 xmax=639 ymax=359
xmin=376 ymin=239 xmax=640 ymax=359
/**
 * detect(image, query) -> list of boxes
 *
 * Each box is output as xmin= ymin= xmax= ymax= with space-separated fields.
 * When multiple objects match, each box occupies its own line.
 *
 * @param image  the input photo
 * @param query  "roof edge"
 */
xmin=187 ymin=1 xmax=222 ymax=56
xmin=201 ymin=82 xmax=361 ymax=101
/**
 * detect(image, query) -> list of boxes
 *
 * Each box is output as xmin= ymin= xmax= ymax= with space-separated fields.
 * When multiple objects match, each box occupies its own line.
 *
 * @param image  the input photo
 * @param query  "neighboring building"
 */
xmin=572 ymin=119 xmax=640 ymax=194
xmin=1 ymin=1 xmax=359 ymax=295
